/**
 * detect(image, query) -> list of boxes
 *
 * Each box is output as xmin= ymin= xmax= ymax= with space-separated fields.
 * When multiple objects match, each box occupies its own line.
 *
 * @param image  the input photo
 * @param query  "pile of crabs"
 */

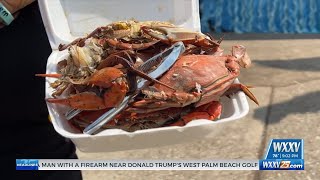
xmin=38 ymin=20 xmax=258 ymax=133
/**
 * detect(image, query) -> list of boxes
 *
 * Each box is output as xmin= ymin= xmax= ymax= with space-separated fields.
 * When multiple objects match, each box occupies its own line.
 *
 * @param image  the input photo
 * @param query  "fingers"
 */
xmin=2 ymin=0 xmax=35 ymax=14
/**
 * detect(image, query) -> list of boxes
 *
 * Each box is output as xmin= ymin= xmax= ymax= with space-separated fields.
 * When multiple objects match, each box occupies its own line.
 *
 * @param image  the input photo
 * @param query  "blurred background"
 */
xmin=200 ymin=0 xmax=320 ymax=33
xmin=199 ymin=0 xmax=320 ymax=41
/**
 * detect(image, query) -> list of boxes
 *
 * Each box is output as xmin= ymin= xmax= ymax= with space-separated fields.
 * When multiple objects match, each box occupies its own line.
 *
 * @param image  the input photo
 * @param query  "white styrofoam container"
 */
xmin=39 ymin=0 xmax=249 ymax=152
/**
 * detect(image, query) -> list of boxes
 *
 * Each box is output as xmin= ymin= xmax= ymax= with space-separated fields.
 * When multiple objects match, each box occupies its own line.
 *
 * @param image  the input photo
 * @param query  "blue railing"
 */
xmin=200 ymin=0 xmax=320 ymax=33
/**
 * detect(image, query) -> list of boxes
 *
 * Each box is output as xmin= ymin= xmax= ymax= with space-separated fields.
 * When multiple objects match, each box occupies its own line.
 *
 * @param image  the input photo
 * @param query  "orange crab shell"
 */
xmin=150 ymin=54 xmax=240 ymax=106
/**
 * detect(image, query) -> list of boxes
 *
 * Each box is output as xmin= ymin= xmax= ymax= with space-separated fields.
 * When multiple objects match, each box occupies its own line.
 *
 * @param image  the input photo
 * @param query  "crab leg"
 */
xmin=47 ymin=80 xmax=128 ymax=110
xmin=97 ymin=50 xmax=136 ymax=70
xmin=103 ymin=54 xmax=176 ymax=91
xmin=104 ymin=39 xmax=159 ymax=50
xmin=58 ymin=27 xmax=107 ymax=51
xmin=35 ymin=74 xmax=62 ymax=78
xmin=169 ymin=101 xmax=222 ymax=126
xmin=141 ymin=26 xmax=220 ymax=47
xmin=129 ymin=91 xmax=202 ymax=113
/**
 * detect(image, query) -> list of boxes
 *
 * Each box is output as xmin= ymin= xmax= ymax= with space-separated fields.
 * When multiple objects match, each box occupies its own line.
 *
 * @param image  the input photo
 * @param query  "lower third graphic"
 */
xmin=16 ymin=159 xmax=39 ymax=170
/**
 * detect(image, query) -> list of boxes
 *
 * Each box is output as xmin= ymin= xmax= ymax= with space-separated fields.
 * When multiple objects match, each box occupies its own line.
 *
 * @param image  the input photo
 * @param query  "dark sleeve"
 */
xmin=0 ymin=2 xmax=81 ymax=178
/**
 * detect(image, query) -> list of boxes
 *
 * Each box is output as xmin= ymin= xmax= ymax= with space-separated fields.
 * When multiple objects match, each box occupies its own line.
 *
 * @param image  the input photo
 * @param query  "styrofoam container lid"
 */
xmin=39 ymin=0 xmax=201 ymax=50
xmin=38 ymin=0 xmax=250 ymax=152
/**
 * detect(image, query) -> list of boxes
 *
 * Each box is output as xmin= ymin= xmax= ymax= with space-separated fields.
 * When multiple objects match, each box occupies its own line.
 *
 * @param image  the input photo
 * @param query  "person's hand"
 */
xmin=0 ymin=0 xmax=35 ymax=28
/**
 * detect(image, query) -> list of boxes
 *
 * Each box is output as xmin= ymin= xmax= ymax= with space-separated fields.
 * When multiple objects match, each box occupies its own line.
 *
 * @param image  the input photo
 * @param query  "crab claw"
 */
xmin=46 ymin=67 xmax=129 ymax=110
xmin=225 ymin=84 xmax=259 ymax=105
xmin=47 ymin=92 xmax=107 ymax=110
xmin=46 ymin=81 xmax=128 ymax=110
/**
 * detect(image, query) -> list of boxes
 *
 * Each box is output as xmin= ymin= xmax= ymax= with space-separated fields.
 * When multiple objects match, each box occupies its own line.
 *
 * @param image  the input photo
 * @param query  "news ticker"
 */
xmin=16 ymin=139 xmax=304 ymax=170
xmin=16 ymin=159 xmax=305 ymax=170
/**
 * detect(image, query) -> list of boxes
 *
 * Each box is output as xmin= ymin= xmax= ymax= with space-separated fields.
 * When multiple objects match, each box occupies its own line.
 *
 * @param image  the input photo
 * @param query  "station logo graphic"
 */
xmin=259 ymin=139 xmax=304 ymax=170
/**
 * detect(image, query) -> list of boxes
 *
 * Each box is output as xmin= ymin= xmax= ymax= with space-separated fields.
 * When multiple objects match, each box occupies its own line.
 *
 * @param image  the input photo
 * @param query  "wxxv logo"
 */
xmin=260 ymin=160 xmax=304 ymax=170
xmin=259 ymin=139 xmax=304 ymax=170
xmin=272 ymin=140 xmax=301 ymax=158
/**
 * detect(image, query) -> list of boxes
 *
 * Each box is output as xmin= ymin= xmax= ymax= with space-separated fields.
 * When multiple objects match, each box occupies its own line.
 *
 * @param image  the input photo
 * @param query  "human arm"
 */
xmin=0 ymin=0 xmax=35 ymax=27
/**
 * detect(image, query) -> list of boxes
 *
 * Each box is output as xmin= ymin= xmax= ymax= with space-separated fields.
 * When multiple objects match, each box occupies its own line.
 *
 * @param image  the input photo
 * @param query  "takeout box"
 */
xmin=38 ymin=0 xmax=250 ymax=152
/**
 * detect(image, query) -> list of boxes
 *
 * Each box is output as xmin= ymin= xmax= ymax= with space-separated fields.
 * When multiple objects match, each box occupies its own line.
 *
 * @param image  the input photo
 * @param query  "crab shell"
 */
xmin=129 ymin=51 xmax=248 ymax=113
xmin=158 ymin=54 xmax=240 ymax=106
